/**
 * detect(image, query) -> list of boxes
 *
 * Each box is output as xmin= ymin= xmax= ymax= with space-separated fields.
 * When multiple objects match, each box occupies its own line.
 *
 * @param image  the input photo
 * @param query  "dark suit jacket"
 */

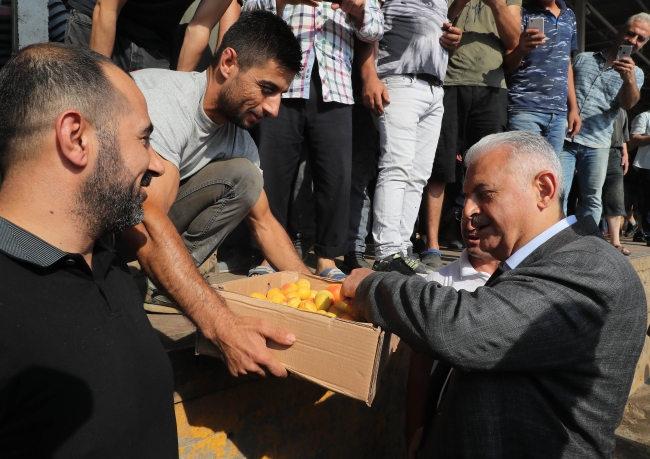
xmin=356 ymin=218 xmax=647 ymax=458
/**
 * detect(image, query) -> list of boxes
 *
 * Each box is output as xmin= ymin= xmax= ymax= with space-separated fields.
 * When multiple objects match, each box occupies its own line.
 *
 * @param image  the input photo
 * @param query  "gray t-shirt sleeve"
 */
xmin=132 ymin=70 xmax=194 ymax=170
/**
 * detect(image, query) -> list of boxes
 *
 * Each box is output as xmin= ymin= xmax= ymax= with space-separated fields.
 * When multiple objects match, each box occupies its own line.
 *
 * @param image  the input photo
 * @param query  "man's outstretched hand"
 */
xmin=205 ymin=313 xmax=296 ymax=378
xmin=341 ymin=268 xmax=375 ymax=316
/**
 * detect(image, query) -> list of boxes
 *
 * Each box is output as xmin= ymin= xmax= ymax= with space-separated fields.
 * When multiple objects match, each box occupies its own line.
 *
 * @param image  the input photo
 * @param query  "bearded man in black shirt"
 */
xmin=0 ymin=43 xmax=177 ymax=458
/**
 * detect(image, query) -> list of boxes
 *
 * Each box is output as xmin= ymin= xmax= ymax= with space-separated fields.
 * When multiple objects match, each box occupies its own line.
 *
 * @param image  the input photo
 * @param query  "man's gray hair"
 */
xmin=625 ymin=12 xmax=650 ymax=30
xmin=465 ymin=131 xmax=565 ymax=201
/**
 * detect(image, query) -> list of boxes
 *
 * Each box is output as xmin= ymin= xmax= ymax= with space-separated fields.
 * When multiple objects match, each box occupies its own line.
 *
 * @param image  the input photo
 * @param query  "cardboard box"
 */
xmin=195 ymin=272 xmax=399 ymax=406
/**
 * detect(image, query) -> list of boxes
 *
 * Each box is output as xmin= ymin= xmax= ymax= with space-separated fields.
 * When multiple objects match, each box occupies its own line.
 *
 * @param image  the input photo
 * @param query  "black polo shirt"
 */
xmin=0 ymin=218 xmax=178 ymax=458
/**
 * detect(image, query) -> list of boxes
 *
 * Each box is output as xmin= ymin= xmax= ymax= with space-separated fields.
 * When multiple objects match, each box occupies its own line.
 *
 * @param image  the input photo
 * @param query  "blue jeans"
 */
xmin=559 ymin=141 xmax=610 ymax=224
xmin=507 ymin=111 xmax=567 ymax=155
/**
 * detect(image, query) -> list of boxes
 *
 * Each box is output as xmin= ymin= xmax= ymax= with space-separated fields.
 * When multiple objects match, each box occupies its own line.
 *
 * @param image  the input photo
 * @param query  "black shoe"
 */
xmin=372 ymin=253 xmax=418 ymax=276
xmin=404 ymin=248 xmax=433 ymax=274
xmin=420 ymin=249 xmax=443 ymax=269
xmin=343 ymin=251 xmax=372 ymax=270
xmin=445 ymin=239 xmax=465 ymax=250
xmin=633 ymin=231 xmax=647 ymax=243
xmin=624 ymin=221 xmax=639 ymax=238
xmin=292 ymin=236 xmax=314 ymax=261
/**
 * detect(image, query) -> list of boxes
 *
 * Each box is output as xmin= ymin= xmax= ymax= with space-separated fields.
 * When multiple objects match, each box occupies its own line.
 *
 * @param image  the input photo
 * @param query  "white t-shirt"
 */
xmin=132 ymin=69 xmax=260 ymax=181
xmin=424 ymin=249 xmax=492 ymax=292
xmin=632 ymin=111 xmax=650 ymax=171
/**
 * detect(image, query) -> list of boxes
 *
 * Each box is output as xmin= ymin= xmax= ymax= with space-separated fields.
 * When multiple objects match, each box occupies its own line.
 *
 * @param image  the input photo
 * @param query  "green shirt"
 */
xmin=445 ymin=0 xmax=522 ymax=88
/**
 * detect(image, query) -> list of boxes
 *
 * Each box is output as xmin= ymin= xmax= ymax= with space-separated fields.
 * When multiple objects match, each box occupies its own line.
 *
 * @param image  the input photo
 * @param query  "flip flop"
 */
xmin=318 ymin=268 xmax=347 ymax=281
xmin=248 ymin=265 xmax=276 ymax=277
xmin=614 ymin=245 xmax=631 ymax=256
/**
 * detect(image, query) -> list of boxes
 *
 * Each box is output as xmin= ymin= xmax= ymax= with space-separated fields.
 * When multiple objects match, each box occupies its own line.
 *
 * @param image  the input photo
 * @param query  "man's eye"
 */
xmin=262 ymin=87 xmax=274 ymax=95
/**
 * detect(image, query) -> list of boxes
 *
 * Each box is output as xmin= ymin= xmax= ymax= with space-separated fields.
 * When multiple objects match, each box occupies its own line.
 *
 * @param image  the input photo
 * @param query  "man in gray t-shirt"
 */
xmin=121 ymin=11 xmax=309 ymax=378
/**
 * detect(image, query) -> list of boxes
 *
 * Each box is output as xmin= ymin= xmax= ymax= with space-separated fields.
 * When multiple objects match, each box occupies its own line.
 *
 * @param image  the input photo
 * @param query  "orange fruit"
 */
xmin=251 ymin=292 xmax=267 ymax=300
xmin=286 ymin=297 xmax=301 ymax=308
xmin=281 ymin=282 xmax=298 ymax=294
xmin=296 ymin=279 xmax=311 ymax=290
xmin=270 ymin=293 xmax=287 ymax=304
xmin=299 ymin=301 xmax=318 ymax=312
xmin=286 ymin=291 xmax=301 ymax=300
xmin=296 ymin=286 xmax=311 ymax=300
xmin=326 ymin=284 xmax=342 ymax=302
xmin=266 ymin=287 xmax=282 ymax=299
xmin=314 ymin=291 xmax=332 ymax=311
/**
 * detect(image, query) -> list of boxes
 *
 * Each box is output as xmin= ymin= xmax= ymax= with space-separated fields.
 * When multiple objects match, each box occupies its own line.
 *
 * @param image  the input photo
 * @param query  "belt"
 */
xmin=407 ymin=73 xmax=442 ymax=86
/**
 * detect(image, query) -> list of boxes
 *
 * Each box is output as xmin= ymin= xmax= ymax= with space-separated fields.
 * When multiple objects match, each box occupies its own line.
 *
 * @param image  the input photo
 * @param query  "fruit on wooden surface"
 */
xmin=250 ymin=292 xmax=266 ymax=300
xmin=266 ymin=288 xmax=282 ymax=299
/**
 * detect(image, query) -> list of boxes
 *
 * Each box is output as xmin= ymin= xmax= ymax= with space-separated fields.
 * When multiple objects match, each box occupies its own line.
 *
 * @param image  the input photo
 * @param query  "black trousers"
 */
xmin=252 ymin=66 xmax=352 ymax=259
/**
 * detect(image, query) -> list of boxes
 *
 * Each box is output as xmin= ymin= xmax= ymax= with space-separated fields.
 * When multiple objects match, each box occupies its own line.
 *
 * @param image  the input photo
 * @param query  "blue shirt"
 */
xmin=570 ymin=50 xmax=645 ymax=148
xmin=506 ymin=0 xmax=577 ymax=115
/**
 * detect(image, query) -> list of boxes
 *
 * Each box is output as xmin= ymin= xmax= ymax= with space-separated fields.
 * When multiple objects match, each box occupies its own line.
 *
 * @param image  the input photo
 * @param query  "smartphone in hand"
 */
xmin=527 ymin=17 xmax=544 ymax=34
xmin=617 ymin=45 xmax=633 ymax=61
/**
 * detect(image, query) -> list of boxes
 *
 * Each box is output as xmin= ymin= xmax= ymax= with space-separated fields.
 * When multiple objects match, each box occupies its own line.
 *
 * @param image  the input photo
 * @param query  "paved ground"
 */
xmin=144 ymin=232 xmax=650 ymax=458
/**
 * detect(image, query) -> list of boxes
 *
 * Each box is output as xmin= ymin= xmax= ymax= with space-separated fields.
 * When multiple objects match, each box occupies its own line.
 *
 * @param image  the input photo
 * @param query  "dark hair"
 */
xmin=0 ymin=43 xmax=125 ymax=172
xmin=212 ymin=10 xmax=302 ymax=74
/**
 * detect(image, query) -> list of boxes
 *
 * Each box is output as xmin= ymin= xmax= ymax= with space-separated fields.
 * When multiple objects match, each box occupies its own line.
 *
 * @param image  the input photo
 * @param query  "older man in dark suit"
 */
xmin=342 ymin=131 xmax=647 ymax=458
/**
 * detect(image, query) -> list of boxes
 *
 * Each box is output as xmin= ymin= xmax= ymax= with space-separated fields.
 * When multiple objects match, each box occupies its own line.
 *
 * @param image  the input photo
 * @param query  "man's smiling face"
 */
xmin=462 ymin=148 xmax=535 ymax=262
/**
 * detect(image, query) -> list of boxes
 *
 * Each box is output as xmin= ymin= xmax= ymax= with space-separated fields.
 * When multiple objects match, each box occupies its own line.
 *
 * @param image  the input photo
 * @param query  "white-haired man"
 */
xmin=559 ymin=12 xmax=650 ymax=223
xmin=342 ymin=131 xmax=647 ymax=457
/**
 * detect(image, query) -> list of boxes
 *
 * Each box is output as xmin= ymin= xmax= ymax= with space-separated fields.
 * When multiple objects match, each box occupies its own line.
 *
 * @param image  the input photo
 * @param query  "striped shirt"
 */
xmin=242 ymin=0 xmax=384 ymax=105
xmin=569 ymin=50 xmax=644 ymax=149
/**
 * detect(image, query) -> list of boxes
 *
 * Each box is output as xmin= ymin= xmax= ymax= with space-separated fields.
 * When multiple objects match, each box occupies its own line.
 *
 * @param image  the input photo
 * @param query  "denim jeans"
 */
xmin=507 ymin=111 xmax=568 ymax=155
xmin=349 ymin=104 xmax=378 ymax=253
xmin=559 ymin=141 xmax=610 ymax=224
xmin=167 ymin=158 xmax=263 ymax=267
xmin=372 ymin=75 xmax=444 ymax=259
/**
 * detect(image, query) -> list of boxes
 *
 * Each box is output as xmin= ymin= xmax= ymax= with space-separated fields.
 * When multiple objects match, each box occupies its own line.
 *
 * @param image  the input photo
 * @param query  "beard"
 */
xmin=216 ymin=77 xmax=263 ymax=130
xmin=75 ymin=125 xmax=148 ymax=237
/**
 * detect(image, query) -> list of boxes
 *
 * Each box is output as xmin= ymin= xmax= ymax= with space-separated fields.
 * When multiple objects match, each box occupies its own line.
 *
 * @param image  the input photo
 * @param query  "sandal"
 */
xmin=248 ymin=265 xmax=276 ymax=277
xmin=318 ymin=268 xmax=347 ymax=281
xmin=614 ymin=245 xmax=631 ymax=256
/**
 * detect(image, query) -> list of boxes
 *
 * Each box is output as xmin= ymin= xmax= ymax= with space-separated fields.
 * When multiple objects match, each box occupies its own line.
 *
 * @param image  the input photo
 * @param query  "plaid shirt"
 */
xmin=242 ymin=0 xmax=383 ymax=104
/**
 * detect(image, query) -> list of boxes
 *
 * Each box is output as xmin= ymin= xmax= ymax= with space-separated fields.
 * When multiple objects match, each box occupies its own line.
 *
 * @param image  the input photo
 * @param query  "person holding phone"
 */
xmin=559 ymin=13 xmax=650 ymax=224
xmin=504 ymin=0 xmax=580 ymax=156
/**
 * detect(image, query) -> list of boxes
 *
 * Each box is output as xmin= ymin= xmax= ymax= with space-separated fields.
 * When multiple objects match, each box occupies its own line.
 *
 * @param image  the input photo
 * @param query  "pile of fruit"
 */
xmin=250 ymin=279 xmax=356 ymax=321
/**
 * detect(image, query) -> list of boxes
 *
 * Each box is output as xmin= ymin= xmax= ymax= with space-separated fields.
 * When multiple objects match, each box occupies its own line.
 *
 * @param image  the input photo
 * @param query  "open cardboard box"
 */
xmin=195 ymin=272 xmax=399 ymax=406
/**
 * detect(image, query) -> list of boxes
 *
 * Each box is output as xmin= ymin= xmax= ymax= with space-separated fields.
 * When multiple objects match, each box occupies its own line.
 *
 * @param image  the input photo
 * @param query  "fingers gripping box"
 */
xmin=195 ymin=272 xmax=399 ymax=406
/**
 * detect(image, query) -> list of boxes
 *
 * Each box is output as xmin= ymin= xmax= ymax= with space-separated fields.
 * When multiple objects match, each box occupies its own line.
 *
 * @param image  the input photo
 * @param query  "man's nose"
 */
xmin=463 ymin=197 xmax=479 ymax=220
xmin=148 ymin=148 xmax=165 ymax=178
xmin=263 ymin=95 xmax=282 ymax=118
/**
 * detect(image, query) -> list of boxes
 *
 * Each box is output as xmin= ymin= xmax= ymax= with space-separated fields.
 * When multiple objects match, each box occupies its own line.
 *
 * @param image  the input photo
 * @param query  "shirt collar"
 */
xmin=503 ymin=215 xmax=578 ymax=271
xmin=459 ymin=249 xmax=480 ymax=278
xmin=0 ymin=217 xmax=67 ymax=267
xmin=528 ymin=0 xmax=567 ymax=13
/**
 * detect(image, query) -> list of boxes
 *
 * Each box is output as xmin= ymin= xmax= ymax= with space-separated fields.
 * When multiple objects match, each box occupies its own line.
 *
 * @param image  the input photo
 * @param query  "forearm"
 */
xmin=217 ymin=0 xmax=241 ymax=48
xmin=491 ymin=2 xmax=520 ymax=51
xmin=89 ymin=0 xmax=125 ymax=57
xmin=503 ymin=47 xmax=526 ymax=75
xmin=176 ymin=25 xmax=211 ymax=71
xmin=123 ymin=206 xmax=235 ymax=338
xmin=247 ymin=215 xmax=311 ymax=273
xmin=447 ymin=0 xmax=470 ymax=22
xmin=357 ymin=39 xmax=378 ymax=82
xmin=619 ymin=80 xmax=640 ymax=111
xmin=406 ymin=352 xmax=434 ymax=446
xmin=567 ymin=61 xmax=578 ymax=113
xmin=630 ymin=134 xmax=650 ymax=148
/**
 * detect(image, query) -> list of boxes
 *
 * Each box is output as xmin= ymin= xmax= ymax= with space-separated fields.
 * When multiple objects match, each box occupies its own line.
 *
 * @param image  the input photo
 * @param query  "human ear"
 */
xmin=535 ymin=171 xmax=558 ymax=209
xmin=56 ymin=110 xmax=89 ymax=168
xmin=219 ymin=48 xmax=239 ymax=80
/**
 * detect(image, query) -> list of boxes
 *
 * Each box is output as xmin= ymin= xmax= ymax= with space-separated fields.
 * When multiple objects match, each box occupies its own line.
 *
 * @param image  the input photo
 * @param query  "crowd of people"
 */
xmin=0 ymin=0 xmax=649 ymax=458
